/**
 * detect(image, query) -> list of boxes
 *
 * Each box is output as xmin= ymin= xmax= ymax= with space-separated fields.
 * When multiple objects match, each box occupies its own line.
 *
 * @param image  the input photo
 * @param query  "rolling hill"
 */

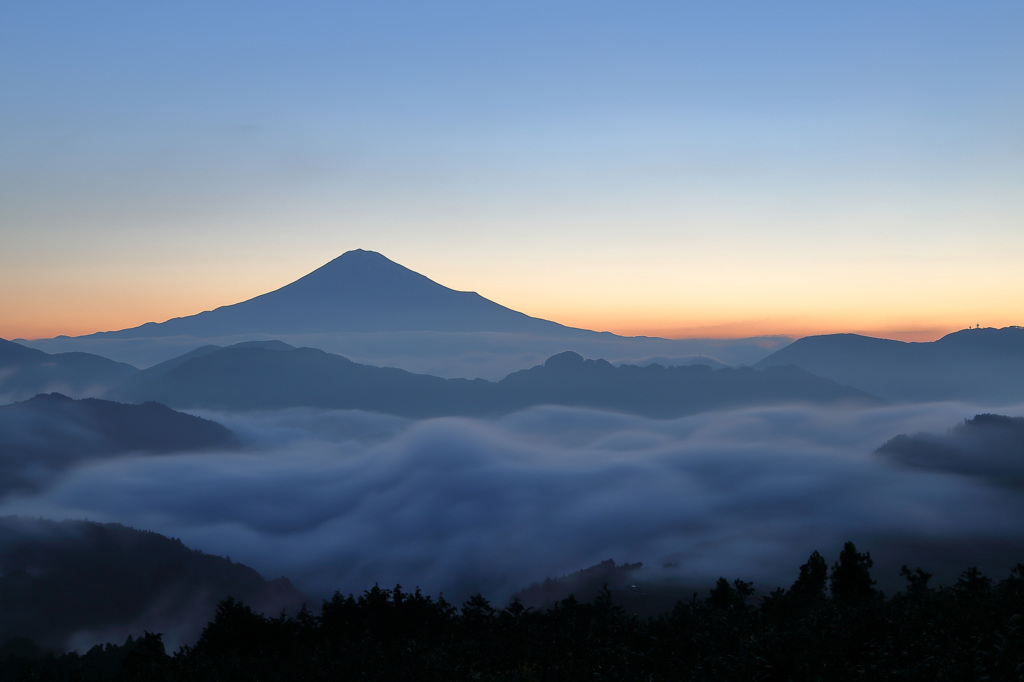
xmin=0 ymin=393 xmax=236 ymax=494
xmin=755 ymin=327 xmax=1024 ymax=403
xmin=0 ymin=338 xmax=137 ymax=403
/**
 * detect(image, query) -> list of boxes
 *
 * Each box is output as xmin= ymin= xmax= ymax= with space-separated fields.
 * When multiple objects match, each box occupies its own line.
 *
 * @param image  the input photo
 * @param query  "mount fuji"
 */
xmin=94 ymin=250 xmax=572 ymax=337
xmin=19 ymin=250 xmax=791 ymax=378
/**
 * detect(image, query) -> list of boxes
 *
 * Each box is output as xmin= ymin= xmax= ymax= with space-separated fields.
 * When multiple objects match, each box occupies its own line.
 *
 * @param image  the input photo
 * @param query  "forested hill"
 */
xmin=3 ymin=541 xmax=1023 ymax=680
xmin=0 ymin=393 xmax=236 ymax=495
xmin=877 ymin=413 xmax=1024 ymax=483
xmin=0 ymin=516 xmax=304 ymax=651
xmin=755 ymin=326 xmax=1024 ymax=403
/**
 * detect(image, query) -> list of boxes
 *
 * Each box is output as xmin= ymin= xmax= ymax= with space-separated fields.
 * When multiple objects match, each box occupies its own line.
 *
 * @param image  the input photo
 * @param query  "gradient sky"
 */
xmin=2 ymin=1 xmax=1022 ymax=341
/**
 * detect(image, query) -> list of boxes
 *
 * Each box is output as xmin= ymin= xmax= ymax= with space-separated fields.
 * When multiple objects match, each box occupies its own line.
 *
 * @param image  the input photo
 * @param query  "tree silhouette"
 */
xmin=790 ymin=550 xmax=828 ymax=600
xmin=829 ymin=541 xmax=876 ymax=601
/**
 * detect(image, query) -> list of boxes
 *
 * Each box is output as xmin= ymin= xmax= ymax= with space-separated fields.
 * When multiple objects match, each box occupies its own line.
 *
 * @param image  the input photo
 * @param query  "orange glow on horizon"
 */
xmin=538 ymin=303 xmax=1005 ymax=343
xmin=553 ymin=318 xmax=964 ymax=344
xmin=1 ymin=264 xmax=1014 ymax=345
xmin=2 ymin=307 xmax=975 ymax=345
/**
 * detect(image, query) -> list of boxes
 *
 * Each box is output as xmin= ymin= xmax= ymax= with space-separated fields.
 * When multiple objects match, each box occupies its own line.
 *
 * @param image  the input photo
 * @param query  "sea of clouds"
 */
xmin=2 ymin=401 xmax=1023 ymax=603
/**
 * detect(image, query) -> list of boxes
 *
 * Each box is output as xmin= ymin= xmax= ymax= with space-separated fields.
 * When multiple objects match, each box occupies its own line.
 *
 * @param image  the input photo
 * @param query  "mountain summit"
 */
xmin=97 ymin=250 xmax=569 ymax=338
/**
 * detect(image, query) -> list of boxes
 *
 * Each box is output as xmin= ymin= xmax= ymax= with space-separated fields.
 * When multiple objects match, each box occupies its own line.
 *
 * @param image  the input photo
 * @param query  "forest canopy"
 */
xmin=3 ymin=542 xmax=1023 ymax=681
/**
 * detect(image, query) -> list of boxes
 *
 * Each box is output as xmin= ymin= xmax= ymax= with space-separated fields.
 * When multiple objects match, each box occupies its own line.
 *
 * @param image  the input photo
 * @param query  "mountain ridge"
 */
xmin=755 ymin=326 xmax=1024 ymax=403
xmin=114 ymin=343 xmax=881 ymax=417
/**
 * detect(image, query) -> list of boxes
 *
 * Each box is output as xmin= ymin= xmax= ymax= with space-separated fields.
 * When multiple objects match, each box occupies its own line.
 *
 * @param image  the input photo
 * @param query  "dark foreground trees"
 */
xmin=3 ymin=542 xmax=1024 ymax=681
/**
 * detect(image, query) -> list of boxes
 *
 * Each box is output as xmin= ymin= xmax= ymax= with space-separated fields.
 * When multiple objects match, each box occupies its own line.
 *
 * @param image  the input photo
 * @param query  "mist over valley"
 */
xmin=2 ymin=251 xmax=1024 ymax=657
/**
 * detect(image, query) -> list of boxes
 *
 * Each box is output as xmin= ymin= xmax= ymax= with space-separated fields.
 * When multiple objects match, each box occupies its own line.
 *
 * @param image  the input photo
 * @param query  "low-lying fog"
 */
xmin=3 ymin=402 xmax=1023 ymax=602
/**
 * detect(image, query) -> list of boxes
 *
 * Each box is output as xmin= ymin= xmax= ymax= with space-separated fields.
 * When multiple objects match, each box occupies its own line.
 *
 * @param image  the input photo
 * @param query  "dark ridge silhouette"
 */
xmin=877 ymin=413 xmax=1024 ymax=483
xmin=90 ymin=250 xmax=575 ymax=337
xmin=6 ymin=542 xmax=1024 ymax=680
xmin=114 ymin=344 xmax=880 ymax=417
xmin=0 ymin=338 xmax=138 ymax=403
xmin=513 ymin=559 xmax=645 ymax=610
xmin=0 ymin=393 xmax=236 ymax=494
xmin=754 ymin=326 xmax=1024 ymax=403
xmin=0 ymin=516 xmax=304 ymax=651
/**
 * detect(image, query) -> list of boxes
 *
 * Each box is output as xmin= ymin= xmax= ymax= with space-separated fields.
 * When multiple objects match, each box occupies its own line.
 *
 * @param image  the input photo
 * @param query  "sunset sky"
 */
xmin=2 ymin=2 xmax=1022 ymax=342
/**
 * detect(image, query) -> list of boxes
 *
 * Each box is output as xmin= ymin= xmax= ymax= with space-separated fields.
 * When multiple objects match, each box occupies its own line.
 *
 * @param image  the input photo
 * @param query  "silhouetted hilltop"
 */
xmin=0 ymin=393 xmax=236 ymax=494
xmin=513 ymin=559 xmax=645 ymax=610
xmin=116 ymin=345 xmax=879 ymax=417
xmin=933 ymin=326 xmax=1024 ymax=353
xmin=877 ymin=413 xmax=1024 ymax=482
xmin=0 ymin=338 xmax=137 ymax=403
xmin=115 ymin=344 xmax=495 ymax=416
xmin=91 ymin=250 xmax=573 ymax=338
xmin=113 ymin=340 xmax=297 ymax=395
xmin=755 ymin=326 xmax=1024 ymax=403
xmin=0 ymin=516 xmax=304 ymax=651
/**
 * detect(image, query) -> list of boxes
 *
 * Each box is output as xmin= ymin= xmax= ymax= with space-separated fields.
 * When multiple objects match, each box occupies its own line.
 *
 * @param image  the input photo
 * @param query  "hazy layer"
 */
xmin=2 ymin=401 xmax=1022 ymax=602
xmin=18 ymin=332 xmax=792 ymax=378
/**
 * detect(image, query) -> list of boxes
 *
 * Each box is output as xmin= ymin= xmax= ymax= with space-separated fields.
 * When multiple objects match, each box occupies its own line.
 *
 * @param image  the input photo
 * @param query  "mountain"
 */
xmin=0 ymin=516 xmax=304 ymax=651
xmin=0 ymin=393 xmax=236 ymax=494
xmin=112 ymin=340 xmax=292 ymax=396
xmin=498 ymin=351 xmax=880 ymax=416
xmin=0 ymin=338 xmax=138 ymax=403
xmin=115 ymin=344 xmax=880 ymax=418
xmin=115 ymin=343 xmax=495 ymax=417
xmin=754 ymin=326 xmax=1024 ymax=403
xmin=877 ymin=413 xmax=1024 ymax=483
xmin=18 ymin=250 xmax=793 ymax=378
xmin=93 ymin=249 xmax=571 ymax=337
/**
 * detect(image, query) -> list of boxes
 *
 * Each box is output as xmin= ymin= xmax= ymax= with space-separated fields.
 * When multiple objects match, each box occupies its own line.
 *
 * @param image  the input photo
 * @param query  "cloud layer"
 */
xmin=3 ymin=401 xmax=1023 ymax=602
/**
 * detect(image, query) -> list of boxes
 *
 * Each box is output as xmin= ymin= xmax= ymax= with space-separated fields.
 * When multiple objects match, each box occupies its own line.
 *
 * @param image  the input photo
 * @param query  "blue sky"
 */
xmin=2 ymin=1 xmax=1022 ymax=339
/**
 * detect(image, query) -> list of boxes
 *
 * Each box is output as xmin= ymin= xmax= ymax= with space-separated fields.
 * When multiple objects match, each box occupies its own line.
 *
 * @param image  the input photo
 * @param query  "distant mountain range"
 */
xmin=6 ymin=321 xmax=1024 ymax=411
xmin=16 ymin=250 xmax=791 ymax=377
xmin=5 ymin=248 xmax=1021 ymax=400
xmin=112 ymin=343 xmax=879 ymax=417
xmin=5 ymin=337 xmax=872 ymax=418
xmin=755 ymin=327 xmax=1024 ymax=403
